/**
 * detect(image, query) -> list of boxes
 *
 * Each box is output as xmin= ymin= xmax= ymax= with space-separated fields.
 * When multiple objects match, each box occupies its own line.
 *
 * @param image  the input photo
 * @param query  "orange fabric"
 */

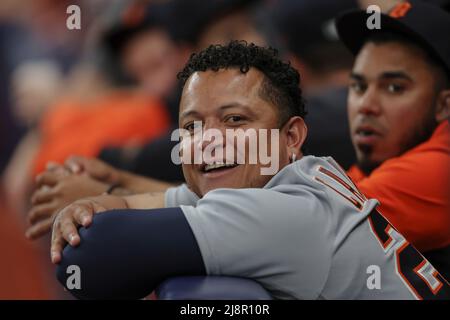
xmin=347 ymin=121 xmax=450 ymax=252
xmin=33 ymin=91 xmax=170 ymax=176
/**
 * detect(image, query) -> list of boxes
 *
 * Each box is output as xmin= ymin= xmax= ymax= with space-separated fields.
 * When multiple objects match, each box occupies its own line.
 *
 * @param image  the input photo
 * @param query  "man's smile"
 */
xmin=200 ymin=162 xmax=240 ymax=179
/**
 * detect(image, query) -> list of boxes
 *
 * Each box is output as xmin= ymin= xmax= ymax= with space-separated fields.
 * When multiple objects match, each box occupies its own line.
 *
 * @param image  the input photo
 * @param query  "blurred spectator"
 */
xmin=0 ymin=0 xmax=117 ymax=299
xmin=195 ymin=0 xmax=269 ymax=50
xmin=0 ymin=0 xmax=84 ymax=175
xmin=11 ymin=60 xmax=63 ymax=127
xmin=2 ymin=1 xmax=175 ymax=213
xmin=271 ymin=0 xmax=358 ymax=169
xmin=272 ymin=0 xmax=356 ymax=95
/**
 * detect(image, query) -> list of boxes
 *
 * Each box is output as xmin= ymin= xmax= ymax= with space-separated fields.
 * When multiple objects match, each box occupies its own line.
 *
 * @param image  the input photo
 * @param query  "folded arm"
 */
xmin=50 ymin=192 xmax=165 ymax=263
xmin=56 ymin=208 xmax=206 ymax=299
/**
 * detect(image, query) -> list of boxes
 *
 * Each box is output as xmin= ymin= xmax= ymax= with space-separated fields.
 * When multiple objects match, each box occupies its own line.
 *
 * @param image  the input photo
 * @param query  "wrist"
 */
xmin=111 ymin=168 xmax=126 ymax=185
xmin=104 ymin=182 xmax=132 ymax=196
xmin=105 ymin=182 xmax=121 ymax=195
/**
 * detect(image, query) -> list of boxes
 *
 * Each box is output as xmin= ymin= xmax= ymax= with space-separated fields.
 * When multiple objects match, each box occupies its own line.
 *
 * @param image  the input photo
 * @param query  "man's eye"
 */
xmin=184 ymin=122 xmax=200 ymax=132
xmin=387 ymin=83 xmax=405 ymax=93
xmin=184 ymin=123 xmax=194 ymax=131
xmin=349 ymin=82 xmax=366 ymax=93
xmin=225 ymin=115 xmax=244 ymax=123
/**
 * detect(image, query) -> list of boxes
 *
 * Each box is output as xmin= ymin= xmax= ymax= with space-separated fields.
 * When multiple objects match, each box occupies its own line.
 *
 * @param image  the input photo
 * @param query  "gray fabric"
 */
xmin=167 ymin=156 xmax=419 ymax=299
xmin=165 ymin=183 xmax=199 ymax=207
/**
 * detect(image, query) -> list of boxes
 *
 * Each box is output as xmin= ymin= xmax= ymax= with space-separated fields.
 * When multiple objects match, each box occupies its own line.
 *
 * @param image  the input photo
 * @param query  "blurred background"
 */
xmin=0 ymin=0 xmax=447 ymax=299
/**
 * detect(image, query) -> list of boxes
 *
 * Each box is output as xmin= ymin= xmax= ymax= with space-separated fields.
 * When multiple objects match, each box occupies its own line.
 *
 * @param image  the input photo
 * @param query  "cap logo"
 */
xmin=389 ymin=1 xmax=412 ymax=18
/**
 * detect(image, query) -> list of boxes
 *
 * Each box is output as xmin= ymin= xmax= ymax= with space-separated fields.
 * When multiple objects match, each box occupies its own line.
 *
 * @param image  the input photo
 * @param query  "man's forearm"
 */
xmin=83 ymin=192 xmax=165 ymax=212
xmin=118 ymin=170 xmax=179 ymax=194
xmin=122 ymin=192 xmax=165 ymax=209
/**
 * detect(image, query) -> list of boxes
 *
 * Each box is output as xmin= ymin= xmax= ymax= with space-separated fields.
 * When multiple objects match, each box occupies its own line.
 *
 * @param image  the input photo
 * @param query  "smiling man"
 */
xmin=336 ymin=0 xmax=450 ymax=277
xmin=177 ymin=67 xmax=292 ymax=196
xmin=51 ymin=41 xmax=449 ymax=300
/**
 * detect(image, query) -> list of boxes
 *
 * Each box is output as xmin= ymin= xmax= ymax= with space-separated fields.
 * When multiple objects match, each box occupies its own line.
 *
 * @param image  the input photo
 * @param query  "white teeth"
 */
xmin=204 ymin=163 xmax=236 ymax=172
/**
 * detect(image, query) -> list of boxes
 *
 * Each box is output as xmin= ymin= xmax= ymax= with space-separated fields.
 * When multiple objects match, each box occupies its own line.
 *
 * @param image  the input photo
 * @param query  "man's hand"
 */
xmin=64 ymin=155 xmax=175 ymax=193
xmin=50 ymin=195 xmax=128 ymax=264
xmin=27 ymin=155 xmax=173 ymax=240
xmin=64 ymin=155 xmax=122 ymax=185
xmin=26 ymin=169 xmax=110 ymax=240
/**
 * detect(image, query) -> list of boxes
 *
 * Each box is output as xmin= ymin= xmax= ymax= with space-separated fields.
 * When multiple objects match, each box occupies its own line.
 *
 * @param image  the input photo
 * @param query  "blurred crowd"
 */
xmin=0 ymin=0 xmax=448 ymax=299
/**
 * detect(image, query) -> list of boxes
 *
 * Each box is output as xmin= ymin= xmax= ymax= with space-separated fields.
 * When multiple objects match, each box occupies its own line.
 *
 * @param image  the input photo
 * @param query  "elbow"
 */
xmin=55 ymin=210 xmax=154 ymax=299
xmin=56 ymin=245 xmax=89 ymax=299
xmin=55 ymin=224 xmax=105 ymax=300
xmin=55 ymin=212 xmax=125 ymax=299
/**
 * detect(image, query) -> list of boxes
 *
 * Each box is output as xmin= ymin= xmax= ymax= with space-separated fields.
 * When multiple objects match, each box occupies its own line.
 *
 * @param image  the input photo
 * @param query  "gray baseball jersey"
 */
xmin=165 ymin=156 xmax=450 ymax=299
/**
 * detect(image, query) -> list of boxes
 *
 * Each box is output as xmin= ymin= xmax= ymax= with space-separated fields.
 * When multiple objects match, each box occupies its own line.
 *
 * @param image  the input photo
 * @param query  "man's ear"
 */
xmin=435 ymin=89 xmax=450 ymax=122
xmin=283 ymin=116 xmax=307 ymax=156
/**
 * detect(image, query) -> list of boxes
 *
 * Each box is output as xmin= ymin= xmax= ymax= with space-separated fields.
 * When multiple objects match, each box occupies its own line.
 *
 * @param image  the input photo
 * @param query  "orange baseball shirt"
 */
xmin=33 ymin=90 xmax=170 ymax=176
xmin=347 ymin=121 xmax=450 ymax=252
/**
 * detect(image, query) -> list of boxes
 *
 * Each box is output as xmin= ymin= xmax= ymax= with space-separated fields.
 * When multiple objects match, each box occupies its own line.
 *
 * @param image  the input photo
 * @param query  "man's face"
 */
xmin=179 ymin=68 xmax=291 ymax=197
xmin=348 ymin=41 xmax=439 ymax=173
xmin=122 ymin=29 xmax=180 ymax=99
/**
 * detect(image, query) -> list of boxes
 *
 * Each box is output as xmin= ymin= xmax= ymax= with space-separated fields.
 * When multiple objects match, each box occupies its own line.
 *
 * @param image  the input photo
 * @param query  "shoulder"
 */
xmin=165 ymin=183 xmax=199 ymax=207
xmin=188 ymin=156 xmax=363 ymax=224
xmin=200 ymin=156 xmax=338 ymax=210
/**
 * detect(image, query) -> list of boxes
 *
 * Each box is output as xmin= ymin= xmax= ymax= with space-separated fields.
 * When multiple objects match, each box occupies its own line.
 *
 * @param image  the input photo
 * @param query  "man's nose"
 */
xmin=356 ymin=86 xmax=382 ymax=116
xmin=196 ymin=123 xmax=226 ymax=151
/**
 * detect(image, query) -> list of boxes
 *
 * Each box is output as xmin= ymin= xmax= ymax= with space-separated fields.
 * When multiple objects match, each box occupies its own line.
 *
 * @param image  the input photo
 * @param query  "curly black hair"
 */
xmin=177 ymin=41 xmax=307 ymax=127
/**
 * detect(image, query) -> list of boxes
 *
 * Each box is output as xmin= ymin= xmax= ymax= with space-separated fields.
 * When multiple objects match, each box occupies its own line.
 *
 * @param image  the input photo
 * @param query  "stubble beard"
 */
xmin=357 ymin=104 xmax=438 ymax=175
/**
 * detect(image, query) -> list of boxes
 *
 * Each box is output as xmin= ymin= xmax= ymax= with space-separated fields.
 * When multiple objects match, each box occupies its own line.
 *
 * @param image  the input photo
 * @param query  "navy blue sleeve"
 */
xmin=56 ymin=208 xmax=206 ymax=300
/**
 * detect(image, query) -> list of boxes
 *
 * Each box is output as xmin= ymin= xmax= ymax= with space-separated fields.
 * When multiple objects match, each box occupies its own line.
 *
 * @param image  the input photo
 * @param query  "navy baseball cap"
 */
xmin=335 ymin=0 xmax=450 ymax=75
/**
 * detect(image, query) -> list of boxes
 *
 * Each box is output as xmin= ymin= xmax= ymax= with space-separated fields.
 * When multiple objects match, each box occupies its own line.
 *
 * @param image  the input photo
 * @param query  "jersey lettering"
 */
xmin=368 ymin=209 xmax=449 ymax=299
